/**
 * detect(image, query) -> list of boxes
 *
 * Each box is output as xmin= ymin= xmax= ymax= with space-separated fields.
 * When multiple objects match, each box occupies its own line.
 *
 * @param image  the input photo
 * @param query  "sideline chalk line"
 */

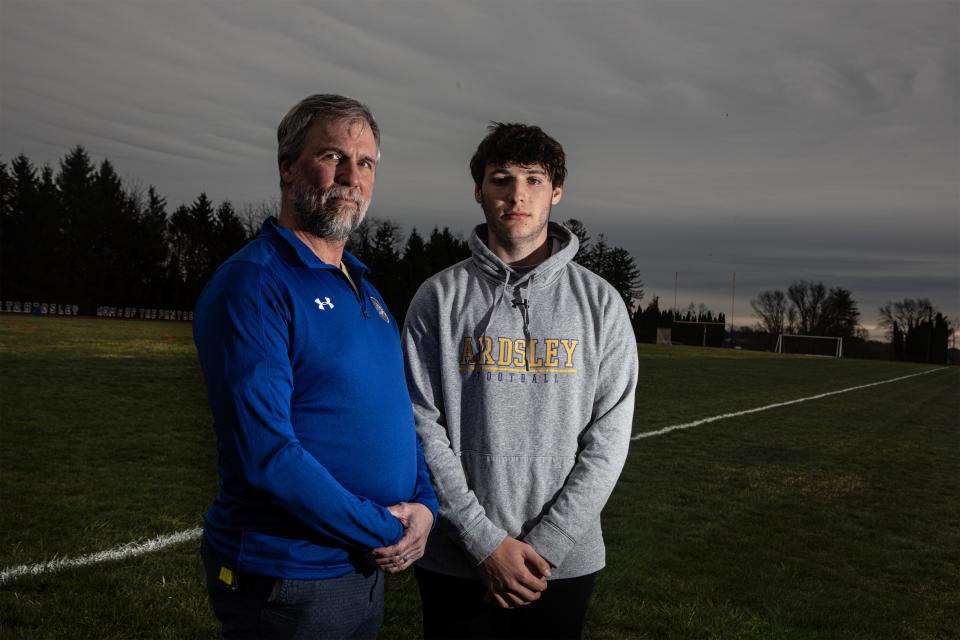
xmin=632 ymin=367 xmax=945 ymax=440
xmin=3 ymin=367 xmax=946 ymax=584
xmin=0 ymin=527 xmax=202 ymax=585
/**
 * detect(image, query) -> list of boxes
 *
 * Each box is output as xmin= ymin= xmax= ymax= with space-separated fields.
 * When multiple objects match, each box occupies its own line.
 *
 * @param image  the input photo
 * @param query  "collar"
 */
xmin=468 ymin=221 xmax=578 ymax=289
xmin=261 ymin=217 xmax=369 ymax=275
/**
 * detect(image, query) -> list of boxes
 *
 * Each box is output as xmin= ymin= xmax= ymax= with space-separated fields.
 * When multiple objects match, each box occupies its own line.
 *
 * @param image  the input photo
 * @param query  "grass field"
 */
xmin=1 ymin=315 xmax=957 ymax=639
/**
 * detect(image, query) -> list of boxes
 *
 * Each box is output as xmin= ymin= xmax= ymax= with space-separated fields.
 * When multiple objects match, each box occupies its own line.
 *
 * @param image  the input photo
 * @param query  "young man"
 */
xmin=402 ymin=123 xmax=638 ymax=639
xmin=193 ymin=94 xmax=436 ymax=639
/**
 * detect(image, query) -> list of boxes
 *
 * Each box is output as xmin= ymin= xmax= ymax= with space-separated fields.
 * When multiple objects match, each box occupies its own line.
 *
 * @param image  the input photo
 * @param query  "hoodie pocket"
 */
xmin=460 ymin=450 xmax=576 ymax=537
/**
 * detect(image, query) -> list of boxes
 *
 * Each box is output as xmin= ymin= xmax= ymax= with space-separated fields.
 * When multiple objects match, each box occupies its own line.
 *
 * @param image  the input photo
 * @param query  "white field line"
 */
xmin=2 ymin=368 xmax=946 ymax=584
xmin=0 ymin=527 xmax=202 ymax=585
xmin=632 ymin=367 xmax=945 ymax=441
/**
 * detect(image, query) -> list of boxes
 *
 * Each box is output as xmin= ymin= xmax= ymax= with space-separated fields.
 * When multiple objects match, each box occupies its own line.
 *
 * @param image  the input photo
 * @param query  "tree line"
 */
xmin=346 ymin=217 xmax=645 ymax=325
xmin=7 ymin=146 xmax=946 ymax=362
xmin=879 ymin=298 xmax=952 ymax=364
xmin=1 ymin=147 xmax=246 ymax=312
xmin=0 ymin=146 xmax=645 ymax=326
xmin=632 ymin=297 xmax=727 ymax=347
xmin=750 ymin=281 xmax=863 ymax=342
xmin=750 ymin=282 xmax=952 ymax=363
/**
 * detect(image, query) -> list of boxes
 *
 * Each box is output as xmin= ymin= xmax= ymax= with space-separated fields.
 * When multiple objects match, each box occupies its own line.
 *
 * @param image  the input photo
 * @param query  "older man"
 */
xmin=193 ymin=94 xmax=436 ymax=639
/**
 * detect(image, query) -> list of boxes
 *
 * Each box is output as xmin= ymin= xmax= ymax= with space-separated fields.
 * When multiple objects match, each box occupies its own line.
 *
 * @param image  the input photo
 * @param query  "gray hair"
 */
xmin=277 ymin=94 xmax=381 ymax=186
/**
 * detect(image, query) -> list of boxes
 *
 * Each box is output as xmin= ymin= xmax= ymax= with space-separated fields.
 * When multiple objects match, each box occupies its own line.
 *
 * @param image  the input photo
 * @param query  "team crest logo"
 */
xmin=369 ymin=296 xmax=390 ymax=323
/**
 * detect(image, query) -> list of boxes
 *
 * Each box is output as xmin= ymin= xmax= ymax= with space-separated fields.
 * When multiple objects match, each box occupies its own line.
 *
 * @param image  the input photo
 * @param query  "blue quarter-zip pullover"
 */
xmin=193 ymin=218 xmax=437 ymax=579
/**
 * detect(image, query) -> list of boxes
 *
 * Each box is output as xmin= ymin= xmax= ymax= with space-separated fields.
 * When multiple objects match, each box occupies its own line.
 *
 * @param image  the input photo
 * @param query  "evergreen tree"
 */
xmin=563 ymin=218 xmax=591 ymax=264
xmin=90 ymin=158 xmax=131 ymax=305
xmin=1 ymin=156 xmax=37 ymax=299
xmin=599 ymin=245 xmax=644 ymax=313
xmin=166 ymin=204 xmax=193 ymax=308
xmin=397 ymin=228 xmax=431 ymax=323
xmin=364 ymin=221 xmax=404 ymax=318
xmin=56 ymin=147 xmax=96 ymax=308
xmin=132 ymin=186 xmax=171 ymax=304
xmin=573 ymin=232 xmax=643 ymax=315
xmin=821 ymin=287 xmax=860 ymax=339
xmin=632 ymin=296 xmax=661 ymax=343
xmin=345 ymin=217 xmax=374 ymax=263
xmin=183 ymin=193 xmax=218 ymax=304
xmin=213 ymin=201 xmax=248 ymax=268
xmin=931 ymin=313 xmax=950 ymax=364
xmin=2 ymin=156 xmax=63 ymax=300
xmin=423 ymin=227 xmax=470 ymax=276
xmin=400 ymin=228 xmax=430 ymax=288
xmin=903 ymin=311 xmax=951 ymax=364
xmin=34 ymin=166 xmax=61 ymax=298
xmin=892 ymin=322 xmax=904 ymax=361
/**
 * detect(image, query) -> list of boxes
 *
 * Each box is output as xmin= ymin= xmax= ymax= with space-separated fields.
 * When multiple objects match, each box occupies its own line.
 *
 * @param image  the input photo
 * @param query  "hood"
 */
xmin=467 ymin=221 xmax=579 ymax=289
xmin=467 ymin=221 xmax=580 ymax=370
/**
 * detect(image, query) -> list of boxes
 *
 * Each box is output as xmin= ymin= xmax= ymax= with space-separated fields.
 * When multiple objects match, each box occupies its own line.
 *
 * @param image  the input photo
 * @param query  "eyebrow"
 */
xmin=489 ymin=166 xmax=546 ymax=176
xmin=319 ymin=147 xmax=378 ymax=166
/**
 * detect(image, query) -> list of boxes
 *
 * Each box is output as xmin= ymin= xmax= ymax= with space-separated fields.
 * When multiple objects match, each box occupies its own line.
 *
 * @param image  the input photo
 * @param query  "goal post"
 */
xmin=775 ymin=333 xmax=843 ymax=358
xmin=656 ymin=327 xmax=672 ymax=345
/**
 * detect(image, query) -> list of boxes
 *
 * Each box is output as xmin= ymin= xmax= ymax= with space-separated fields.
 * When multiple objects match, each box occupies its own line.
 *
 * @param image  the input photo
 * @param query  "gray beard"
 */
xmin=290 ymin=181 xmax=368 ymax=242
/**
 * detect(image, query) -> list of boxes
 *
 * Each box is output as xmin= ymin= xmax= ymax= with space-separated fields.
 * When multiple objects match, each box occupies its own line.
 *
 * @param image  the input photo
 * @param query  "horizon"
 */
xmin=2 ymin=1 xmax=957 ymax=337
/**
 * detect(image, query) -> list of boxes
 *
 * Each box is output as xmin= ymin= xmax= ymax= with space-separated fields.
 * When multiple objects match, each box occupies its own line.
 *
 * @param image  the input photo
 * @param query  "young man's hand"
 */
xmin=368 ymin=502 xmax=434 ymax=574
xmin=480 ymin=537 xmax=551 ymax=608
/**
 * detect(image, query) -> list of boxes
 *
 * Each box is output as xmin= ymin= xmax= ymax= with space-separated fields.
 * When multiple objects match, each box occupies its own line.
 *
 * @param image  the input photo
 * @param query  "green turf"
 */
xmin=1 ymin=315 xmax=957 ymax=639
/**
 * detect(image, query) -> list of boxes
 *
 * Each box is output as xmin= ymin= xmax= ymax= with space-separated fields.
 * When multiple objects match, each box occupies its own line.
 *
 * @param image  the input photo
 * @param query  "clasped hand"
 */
xmin=480 ymin=537 xmax=551 ymax=609
xmin=368 ymin=501 xmax=433 ymax=574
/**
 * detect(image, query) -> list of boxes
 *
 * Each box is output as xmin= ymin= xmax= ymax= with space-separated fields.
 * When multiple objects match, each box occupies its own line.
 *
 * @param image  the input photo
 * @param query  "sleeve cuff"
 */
xmin=460 ymin=517 xmax=508 ymax=566
xmin=523 ymin=521 xmax=575 ymax=569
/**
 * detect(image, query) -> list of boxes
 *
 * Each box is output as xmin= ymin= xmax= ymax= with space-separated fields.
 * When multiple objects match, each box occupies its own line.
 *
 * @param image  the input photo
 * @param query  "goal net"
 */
xmin=775 ymin=334 xmax=843 ymax=358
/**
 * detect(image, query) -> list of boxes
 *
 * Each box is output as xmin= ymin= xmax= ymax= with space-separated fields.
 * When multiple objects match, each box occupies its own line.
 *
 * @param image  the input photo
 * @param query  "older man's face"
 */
xmin=281 ymin=117 xmax=378 ymax=241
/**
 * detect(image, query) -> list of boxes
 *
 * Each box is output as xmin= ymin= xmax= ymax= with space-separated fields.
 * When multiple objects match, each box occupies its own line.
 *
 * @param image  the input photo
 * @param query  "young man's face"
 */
xmin=475 ymin=162 xmax=563 ymax=251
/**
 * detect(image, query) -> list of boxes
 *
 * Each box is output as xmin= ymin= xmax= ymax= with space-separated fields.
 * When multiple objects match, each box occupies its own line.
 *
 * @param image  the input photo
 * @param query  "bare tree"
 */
xmin=750 ymin=289 xmax=788 ymax=335
xmin=787 ymin=280 xmax=828 ymax=334
xmin=878 ymin=297 xmax=935 ymax=338
xmin=238 ymin=199 xmax=280 ymax=239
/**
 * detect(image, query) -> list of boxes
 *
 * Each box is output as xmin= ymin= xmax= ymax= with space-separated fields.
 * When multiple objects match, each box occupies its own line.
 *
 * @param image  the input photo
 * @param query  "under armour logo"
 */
xmin=314 ymin=297 xmax=334 ymax=311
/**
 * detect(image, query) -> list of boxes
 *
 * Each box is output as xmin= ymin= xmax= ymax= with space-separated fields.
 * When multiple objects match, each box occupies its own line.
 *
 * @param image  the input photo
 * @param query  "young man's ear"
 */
xmin=474 ymin=188 xmax=482 ymax=204
xmin=551 ymin=185 xmax=564 ymax=206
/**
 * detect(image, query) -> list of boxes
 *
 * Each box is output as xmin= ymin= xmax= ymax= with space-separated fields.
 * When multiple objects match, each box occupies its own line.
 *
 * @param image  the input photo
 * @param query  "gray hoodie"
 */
xmin=402 ymin=221 xmax=638 ymax=579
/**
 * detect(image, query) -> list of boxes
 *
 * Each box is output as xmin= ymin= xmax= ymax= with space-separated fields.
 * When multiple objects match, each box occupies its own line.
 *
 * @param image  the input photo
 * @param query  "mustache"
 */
xmin=320 ymin=185 xmax=364 ymax=209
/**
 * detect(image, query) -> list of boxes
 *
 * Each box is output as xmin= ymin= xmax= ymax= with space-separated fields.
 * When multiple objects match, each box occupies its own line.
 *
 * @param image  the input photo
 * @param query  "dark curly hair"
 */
xmin=469 ymin=122 xmax=567 ymax=190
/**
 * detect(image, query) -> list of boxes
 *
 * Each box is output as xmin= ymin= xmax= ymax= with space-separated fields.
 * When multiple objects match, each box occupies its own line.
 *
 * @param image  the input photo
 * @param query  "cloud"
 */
xmin=2 ymin=0 xmax=957 ymax=330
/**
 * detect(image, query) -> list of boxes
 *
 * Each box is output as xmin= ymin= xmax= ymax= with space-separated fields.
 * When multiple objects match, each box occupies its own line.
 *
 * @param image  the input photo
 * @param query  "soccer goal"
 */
xmin=775 ymin=334 xmax=843 ymax=358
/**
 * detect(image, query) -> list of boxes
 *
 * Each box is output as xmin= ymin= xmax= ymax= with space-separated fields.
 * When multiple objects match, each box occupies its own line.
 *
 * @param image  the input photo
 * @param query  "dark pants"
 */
xmin=201 ymin=542 xmax=383 ymax=639
xmin=415 ymin=566 xmax=596 ymax=640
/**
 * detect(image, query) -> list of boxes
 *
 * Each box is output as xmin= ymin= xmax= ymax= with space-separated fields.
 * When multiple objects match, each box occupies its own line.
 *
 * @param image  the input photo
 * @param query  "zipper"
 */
xmin=337 ymin=265 xmax=368 ymax=319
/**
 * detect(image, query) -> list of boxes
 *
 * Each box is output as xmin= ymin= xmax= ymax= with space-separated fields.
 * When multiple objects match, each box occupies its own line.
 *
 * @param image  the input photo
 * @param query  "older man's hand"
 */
xmin=369 ymin=502 xmax=433 ymax=573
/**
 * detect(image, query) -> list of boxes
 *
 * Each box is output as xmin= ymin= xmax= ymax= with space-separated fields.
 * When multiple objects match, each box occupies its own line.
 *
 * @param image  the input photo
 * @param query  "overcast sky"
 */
xmin=2 ymin=1 xmax=957 ymax=336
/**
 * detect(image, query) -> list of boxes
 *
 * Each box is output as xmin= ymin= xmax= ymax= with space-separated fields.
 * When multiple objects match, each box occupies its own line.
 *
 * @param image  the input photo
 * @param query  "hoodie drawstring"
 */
xmin=510 ymin=274 xmax=535 ymax=371
xmin=478 ymin=268 xmax=512 ymax=352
